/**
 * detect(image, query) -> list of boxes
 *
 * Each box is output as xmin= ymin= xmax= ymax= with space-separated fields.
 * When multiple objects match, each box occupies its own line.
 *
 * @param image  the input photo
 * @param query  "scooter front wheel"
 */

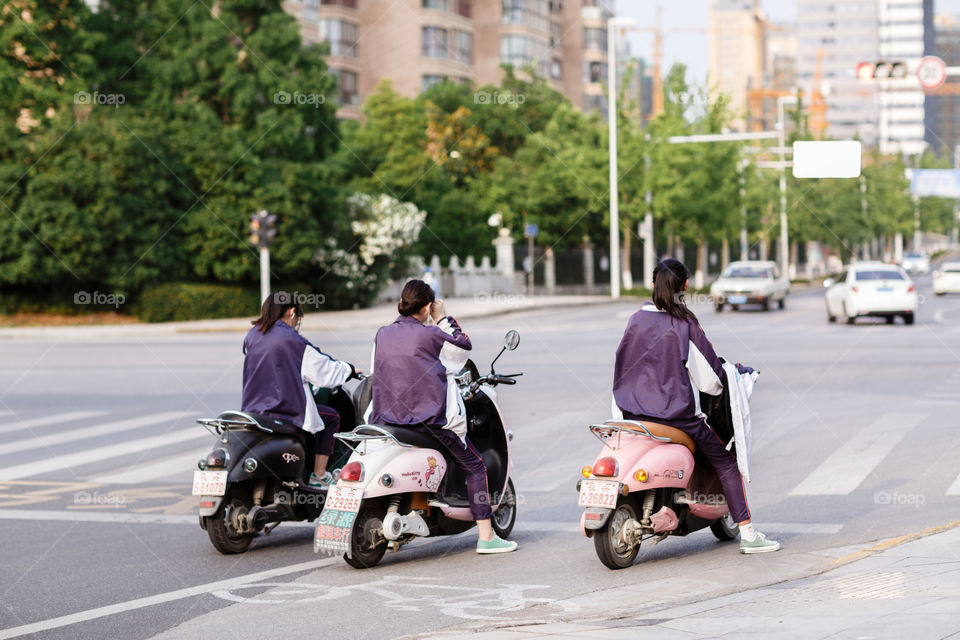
xmin=594 ymin=502 xmax=639 ymax=570
xmin=344 ymin=504 xmax=387 ymax=569
xmin=207 ymin=486 xmax=255 ymax=555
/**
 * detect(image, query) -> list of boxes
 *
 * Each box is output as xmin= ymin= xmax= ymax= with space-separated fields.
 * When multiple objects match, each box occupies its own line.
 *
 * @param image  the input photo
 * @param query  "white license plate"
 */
xmin=878 ymin=287 xmax=893 ymax=293
xmin=192 ymin=470 xmax=228 ymax=496
xmin=325 ymin=484 xmax=364 ymax=513
xmin=728 ymin=295 xmax=748 ymax=304
xmin=578 ymin=479 xmax=620 ymax=508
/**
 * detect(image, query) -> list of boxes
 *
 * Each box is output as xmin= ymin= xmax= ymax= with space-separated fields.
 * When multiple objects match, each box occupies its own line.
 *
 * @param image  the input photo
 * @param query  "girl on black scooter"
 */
xmin=241 ymin=293 xmax=360 ymax=486
xmin=612 ymin=259 xmax=780 ymax=554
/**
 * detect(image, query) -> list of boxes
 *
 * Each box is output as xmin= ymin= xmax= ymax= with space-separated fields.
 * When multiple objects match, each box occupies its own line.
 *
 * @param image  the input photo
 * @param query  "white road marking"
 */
xmin=88 ymin=447 xmax=211 ymax=484
xmin=0 ymin=508 xmax=315 ymax=527
xmin=0 ymin=410 xmax=109 ymax=436
xmin=920 ymin=392 xmax=960 ymax=399
xmin=0 ymin=412 xmax=188 ymax=456
xmin=913 ymin=399 xmax=960 ymax=407
xmin=789 ymin=412 xmax=926 ymax=496
xmin=946 ymin=473 xmax=960 ymax=496
xmin=0 ymin=428 xmax=208 ymax=481
xmin=0 ymin=555 xmax=339 ymax=640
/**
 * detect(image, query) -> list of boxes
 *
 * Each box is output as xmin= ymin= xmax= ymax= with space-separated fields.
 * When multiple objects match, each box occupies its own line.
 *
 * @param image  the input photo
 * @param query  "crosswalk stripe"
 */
xmin=0 ymin=411 xmax=109 ymax=436
xmin=789 ymin=412 xmax=927 ymax=496
xmin=946 ymin=473 xmax=960 ymax=496
xmin=0 ymin=428 xmax=208 ymax=481
xmin=0 ymin=412 xmax=189 ymax=457
xmin=89 ymin=448 xmax=210 ymax=485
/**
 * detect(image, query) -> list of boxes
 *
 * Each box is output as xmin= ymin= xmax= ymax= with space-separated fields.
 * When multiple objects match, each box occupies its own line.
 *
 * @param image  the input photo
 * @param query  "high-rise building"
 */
xmin=797 ymin=0 xmax=931 ymax=154
xmin=925 ymin=13 xmax=958 ymax=155
xmin=281 ymin=0 xmax=614 ymax=119
xmin=708 ymin=0 xmax=766 ymax=131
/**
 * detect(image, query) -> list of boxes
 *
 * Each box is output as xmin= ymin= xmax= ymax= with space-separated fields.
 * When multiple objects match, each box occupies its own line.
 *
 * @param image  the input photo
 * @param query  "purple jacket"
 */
xmin=370 ymin=315 xmax=472 ymax=428
xmin=241 ymin=321 xmax=354 ymax=433
xmin=613 ymin=304 xmax=725 ymax=429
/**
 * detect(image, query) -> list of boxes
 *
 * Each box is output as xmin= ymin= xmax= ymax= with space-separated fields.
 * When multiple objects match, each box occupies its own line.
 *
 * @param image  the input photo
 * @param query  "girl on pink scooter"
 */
xmin=612 ymin=259 xmax=780 ymax=554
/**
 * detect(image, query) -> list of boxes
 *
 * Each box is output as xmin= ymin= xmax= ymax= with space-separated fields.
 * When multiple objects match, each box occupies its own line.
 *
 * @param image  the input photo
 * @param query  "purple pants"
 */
xmin=313 ymin=404 xmax=341 ymax=456
xmin=681 ymin=419 xmax=751 ymax=523
xmin=413 ymin=426 xmax=493 ymax=521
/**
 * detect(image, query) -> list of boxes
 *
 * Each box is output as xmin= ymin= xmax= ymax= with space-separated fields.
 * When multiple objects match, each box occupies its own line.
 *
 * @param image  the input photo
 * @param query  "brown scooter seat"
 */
xmin=607 ymin=420 xmax=696 ymax=455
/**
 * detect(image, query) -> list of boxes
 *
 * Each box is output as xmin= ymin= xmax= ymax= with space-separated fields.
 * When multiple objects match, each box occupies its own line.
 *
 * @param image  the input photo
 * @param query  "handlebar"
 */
xmin=487 ymin=374 xmax=517 ymax=386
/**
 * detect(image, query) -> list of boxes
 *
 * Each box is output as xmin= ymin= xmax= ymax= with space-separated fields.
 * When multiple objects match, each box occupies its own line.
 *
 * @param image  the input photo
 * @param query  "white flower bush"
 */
xmin=313 ymin=193 xmax=426 ymax=304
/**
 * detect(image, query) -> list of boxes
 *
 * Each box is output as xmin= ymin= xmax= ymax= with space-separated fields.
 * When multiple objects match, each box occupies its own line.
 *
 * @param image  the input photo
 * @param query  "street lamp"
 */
xmin=607 ymin=16 xmax=635 ymax=299
xmin=776 ymin=95 xmax=797 ymax=279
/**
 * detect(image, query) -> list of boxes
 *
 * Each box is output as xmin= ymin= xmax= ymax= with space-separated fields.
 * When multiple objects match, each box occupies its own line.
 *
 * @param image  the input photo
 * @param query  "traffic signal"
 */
xmin=856 ymin=61 xmax=908 ymax=80
xmin=249 ymin=210 xmax=277 ymax=248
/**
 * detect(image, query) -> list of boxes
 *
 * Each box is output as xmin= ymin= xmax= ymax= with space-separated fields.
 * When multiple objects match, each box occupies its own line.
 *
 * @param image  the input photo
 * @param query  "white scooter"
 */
xmin=314 ymin=331 xmax=522 ymax=568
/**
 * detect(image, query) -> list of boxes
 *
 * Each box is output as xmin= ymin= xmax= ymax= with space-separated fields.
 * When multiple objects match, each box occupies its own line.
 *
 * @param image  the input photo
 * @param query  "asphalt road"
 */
xmin=1 ymin=274 xmax=959 ymax=640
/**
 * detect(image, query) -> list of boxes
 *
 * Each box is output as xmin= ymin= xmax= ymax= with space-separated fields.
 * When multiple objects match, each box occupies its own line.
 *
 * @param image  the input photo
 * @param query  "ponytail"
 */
xmin=652 ymin=258 xmax=698 ymax=324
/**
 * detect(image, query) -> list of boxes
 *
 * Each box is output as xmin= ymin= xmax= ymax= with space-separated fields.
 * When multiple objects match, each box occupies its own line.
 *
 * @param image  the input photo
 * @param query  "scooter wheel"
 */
xmin=710 ymin=514 xmax=739 ymax=541
xmin=594 ymin=502 xmax=640 ymax=570
xmin=344 ymin=504 xmax=387 ymax=569
xmin=492 ymin=478 xmax=517 ymax=539
xmin=207 ymin=487 xmax=255 ymax=554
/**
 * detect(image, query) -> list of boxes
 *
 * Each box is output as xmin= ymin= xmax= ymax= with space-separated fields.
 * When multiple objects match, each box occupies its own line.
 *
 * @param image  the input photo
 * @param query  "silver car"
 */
xmin=901 ymin=252 xmax=930 ymax=275
xmin=710 ymin=261 xmax=790 ymax=312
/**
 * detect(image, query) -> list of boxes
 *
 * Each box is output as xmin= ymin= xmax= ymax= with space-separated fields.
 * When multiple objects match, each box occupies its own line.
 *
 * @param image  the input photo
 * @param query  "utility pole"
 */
xmin=739 ymin=158 xmax=749 ymax=260
xmin=607 ymin=16 xmax=635 ymax=299
xmin=643 ymin=134 xmax=654 ymax=289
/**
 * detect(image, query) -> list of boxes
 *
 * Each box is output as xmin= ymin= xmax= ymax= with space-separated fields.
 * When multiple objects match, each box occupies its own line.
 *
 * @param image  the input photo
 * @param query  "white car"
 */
xmin=901 ymin=252 xmax=930 ymax=275
xmin=933 ymin=262 xmax=960 ymax=295
xmin=825 ymin=263 xmax=918 ymax=325
xmin=710 ymin=261 xmax=790 ymax=312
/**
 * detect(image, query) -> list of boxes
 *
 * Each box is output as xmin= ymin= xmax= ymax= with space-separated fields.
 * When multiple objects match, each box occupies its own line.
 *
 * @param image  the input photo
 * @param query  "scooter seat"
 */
xmin=607 ymin=420 xmax=696 ymax=455
xmin=376 ymin=424 xmax=442 ymax=450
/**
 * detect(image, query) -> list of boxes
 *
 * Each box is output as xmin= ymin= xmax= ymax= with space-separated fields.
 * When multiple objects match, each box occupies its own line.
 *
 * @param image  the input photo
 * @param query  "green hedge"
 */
xmin=136 ymin=283 xmax=261 ymax=323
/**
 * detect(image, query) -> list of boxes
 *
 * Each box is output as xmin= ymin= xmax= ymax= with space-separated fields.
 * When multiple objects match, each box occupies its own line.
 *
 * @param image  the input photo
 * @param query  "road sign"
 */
xmin=917 ymin=56 xmax=947 ymax=90
xmin=524 ymin=223 xmax=539 ymax=238
xmin=907 ymin=169 xmax=960 ymax=198
xmin=792 ymin=141 xmax=861 ymax=179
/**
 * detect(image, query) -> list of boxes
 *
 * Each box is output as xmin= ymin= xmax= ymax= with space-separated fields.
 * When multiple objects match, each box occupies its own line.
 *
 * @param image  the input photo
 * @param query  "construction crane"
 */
xmin=808 ymin=47 xmax=828 ymax=139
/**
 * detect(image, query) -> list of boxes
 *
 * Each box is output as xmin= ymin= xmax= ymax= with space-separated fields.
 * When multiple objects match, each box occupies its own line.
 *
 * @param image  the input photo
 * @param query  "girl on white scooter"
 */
xmin=368 ymin=279 xmax=518 ymax=555
xmin=612 ymin=259 xmax=780 ymax=554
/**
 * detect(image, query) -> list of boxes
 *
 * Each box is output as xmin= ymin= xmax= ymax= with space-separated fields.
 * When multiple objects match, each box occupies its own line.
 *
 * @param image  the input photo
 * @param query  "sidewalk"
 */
xmin=0 ymin=295 xmax=606 ymax=339
xmin=414 ymin=521 xmax=960 ymax=639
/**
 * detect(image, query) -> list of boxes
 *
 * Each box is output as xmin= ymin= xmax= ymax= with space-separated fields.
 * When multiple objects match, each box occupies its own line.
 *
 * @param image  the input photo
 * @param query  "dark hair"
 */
xmin=398 ymin=279 xmax=435 ymax=317
xmin=252 ymin=292 xmax=303 ymax=334
xmin=652 ymin=258 xmax=698 ymax=324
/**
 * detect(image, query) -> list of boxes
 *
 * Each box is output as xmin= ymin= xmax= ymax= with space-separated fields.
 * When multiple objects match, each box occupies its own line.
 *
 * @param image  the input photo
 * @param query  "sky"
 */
xmin=614 ymin=0 xmax=960 ymax=89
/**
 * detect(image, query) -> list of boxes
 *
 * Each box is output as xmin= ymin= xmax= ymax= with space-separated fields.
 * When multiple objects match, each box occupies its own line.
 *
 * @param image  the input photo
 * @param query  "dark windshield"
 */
xmin=855 ymin=270 xmax=905 ymax=281
xmin=723 ymin=267 xmax=772 ymax=279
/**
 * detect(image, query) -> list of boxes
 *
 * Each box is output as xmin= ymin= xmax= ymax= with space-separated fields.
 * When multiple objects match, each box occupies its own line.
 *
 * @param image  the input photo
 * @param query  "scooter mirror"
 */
xmin=503 ymin=330 xmax=520 ymax=351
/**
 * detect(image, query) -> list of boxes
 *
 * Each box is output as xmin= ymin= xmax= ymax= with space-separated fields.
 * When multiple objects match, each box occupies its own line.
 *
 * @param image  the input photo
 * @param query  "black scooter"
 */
xmin=194 ymin=386 xmax=357 ymax=554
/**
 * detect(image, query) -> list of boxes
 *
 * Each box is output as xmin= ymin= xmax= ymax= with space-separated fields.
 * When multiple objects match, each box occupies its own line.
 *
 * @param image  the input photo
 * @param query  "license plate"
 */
xmin=878 ymin=287 xmax=893 ymax=292
xmin=728 ymin=295 xmax=747 ymax=304
xmin=578 ymin=479 xmax=620 ymax=508
xmin=325 ymin=483 xmax=364 ymax=513
xmin=192 ymin=470 xmax=228 ymax=496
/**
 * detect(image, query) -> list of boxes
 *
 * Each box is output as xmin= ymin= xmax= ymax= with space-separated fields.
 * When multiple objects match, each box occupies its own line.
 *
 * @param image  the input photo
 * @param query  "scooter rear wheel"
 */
xmin=492 ymin=478 xmax=517 ymax=539
xmin=207 ymin=487 xmax=255 ymax=555
xmin=344 ymin=504 xmax=387 ymax=569
xmin=710 ymin=514 xmax=739 ymax=541
xmin=594 ymin=502 xmax=640 ymax=570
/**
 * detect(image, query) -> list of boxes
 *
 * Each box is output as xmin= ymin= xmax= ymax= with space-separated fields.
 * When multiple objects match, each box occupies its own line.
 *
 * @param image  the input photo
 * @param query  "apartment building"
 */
xmin=708 ymin=0 xmax=766 ymax=131
xmin=281 ymin=0 xmax=614 ymax=119
xmin=926 ymin=14 xmax=960 ymax=155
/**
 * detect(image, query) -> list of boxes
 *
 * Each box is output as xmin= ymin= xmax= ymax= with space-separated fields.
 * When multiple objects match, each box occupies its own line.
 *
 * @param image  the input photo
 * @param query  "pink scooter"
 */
xmin=577 ymin=420 xmax=738 ymax=569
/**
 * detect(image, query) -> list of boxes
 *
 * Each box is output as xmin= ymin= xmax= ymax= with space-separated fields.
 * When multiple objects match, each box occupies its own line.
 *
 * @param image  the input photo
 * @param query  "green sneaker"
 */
xmin=308 ymin=472 xmax=334 ymax=487
xmin=739 ymin=531 xmax=780 ymax=554
xmin=477 ymin=535 xmax=518 ymax=555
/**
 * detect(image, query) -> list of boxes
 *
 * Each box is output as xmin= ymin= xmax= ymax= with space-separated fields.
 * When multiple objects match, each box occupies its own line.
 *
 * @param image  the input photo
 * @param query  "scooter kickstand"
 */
xmin=650 ymin=533 xmax=670 ymax=546
xmin=263 ymin=522 xmax=281 ymax=537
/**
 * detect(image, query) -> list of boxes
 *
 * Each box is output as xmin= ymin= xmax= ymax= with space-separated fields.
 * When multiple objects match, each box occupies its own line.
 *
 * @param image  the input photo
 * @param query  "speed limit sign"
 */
xmin=917 ymin=56 xmax=947 ymax=90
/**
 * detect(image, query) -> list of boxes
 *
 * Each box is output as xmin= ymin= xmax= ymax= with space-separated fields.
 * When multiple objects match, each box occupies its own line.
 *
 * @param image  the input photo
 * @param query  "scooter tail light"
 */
xmin=592 ymin=456 xmax=619 ymax=477
xmin=340 ymin=461 xmax=364 ymax=482
xmin=205 ymin=449 xmax=227 ymax=468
